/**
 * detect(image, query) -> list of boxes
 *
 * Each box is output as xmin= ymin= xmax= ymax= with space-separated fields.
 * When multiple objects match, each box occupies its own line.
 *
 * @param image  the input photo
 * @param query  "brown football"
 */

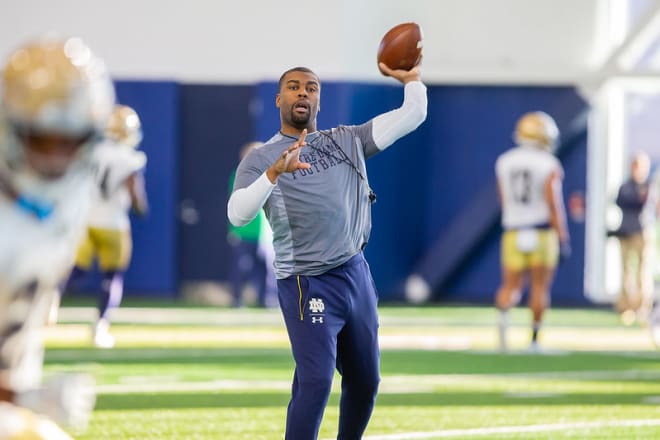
xmin=377 ymin=22 xmax=423 ymax=76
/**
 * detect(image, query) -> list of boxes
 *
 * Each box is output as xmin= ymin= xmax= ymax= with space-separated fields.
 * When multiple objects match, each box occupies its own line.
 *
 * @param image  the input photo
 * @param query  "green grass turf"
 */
xmin=45 ymin=306 xmax=660 ymax=439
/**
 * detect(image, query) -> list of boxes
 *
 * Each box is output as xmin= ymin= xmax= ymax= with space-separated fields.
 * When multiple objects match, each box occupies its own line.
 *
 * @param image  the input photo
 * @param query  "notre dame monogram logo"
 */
xmin=308 ymin=298 xmax=325 ymax=324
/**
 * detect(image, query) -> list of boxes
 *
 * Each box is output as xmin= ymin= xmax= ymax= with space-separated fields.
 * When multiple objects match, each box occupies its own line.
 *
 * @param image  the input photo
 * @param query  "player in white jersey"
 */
xmin=494 ymin=111 xmax=570 ymax=352
xmin=68 ymin=105 xmax=148 ymax=348
xmin=0 ymin=36 xmax=115 ymax=438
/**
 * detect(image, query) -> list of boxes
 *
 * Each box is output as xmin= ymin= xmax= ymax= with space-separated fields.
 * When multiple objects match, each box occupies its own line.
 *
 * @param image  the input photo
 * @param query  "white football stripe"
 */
xmin=94 ymin=369 xmax=660 ymax=394
xmin=357 ymin=419 xmax=660 ymax=440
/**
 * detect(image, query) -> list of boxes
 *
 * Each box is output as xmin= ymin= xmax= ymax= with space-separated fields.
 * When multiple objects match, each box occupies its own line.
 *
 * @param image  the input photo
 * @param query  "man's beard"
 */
xmin=289 ymin=109 xmax=311 ymax=128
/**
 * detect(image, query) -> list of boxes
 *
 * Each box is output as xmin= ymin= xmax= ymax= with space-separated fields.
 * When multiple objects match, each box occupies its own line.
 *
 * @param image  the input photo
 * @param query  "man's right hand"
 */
xmin=378 ymin=63 xmax=422 ymax=84
xmin=266 ymin=129 xmax=311 ymax=183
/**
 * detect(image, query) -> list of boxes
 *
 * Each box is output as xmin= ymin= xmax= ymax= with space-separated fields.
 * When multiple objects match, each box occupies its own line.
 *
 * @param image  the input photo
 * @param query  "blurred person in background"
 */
xmin=0 ymin=36 xmax=115 ymax=438
xmin=228 ymin=62 xmax=426 ymax=440
xmin=613 ymin=152 xmax=658 ymax=325
xmin=227 ymin=141 xmax=277 ymax=308
xmin=65 ymin=104 xmax=148 ymax=348
xmin=494 ymin=111 xmax=570 ymax=352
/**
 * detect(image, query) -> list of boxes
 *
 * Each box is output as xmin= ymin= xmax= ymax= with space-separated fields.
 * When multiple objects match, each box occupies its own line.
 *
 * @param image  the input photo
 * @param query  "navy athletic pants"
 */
xmin=277 ymin=252 xmax=380 ymax=440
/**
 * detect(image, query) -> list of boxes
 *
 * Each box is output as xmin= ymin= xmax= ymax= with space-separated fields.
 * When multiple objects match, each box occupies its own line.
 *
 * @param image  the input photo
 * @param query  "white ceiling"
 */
xmin=0 ymin=0 xmax=645 ymax=85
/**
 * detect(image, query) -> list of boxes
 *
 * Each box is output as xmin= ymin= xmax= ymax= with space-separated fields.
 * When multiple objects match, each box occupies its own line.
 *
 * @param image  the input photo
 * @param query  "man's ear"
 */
xmin=276 ymin=93 xmax=281 ymax=108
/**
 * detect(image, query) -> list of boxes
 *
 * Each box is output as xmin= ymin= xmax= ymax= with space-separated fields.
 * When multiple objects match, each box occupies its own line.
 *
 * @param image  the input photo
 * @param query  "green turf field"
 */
xmin=46 ymin=305 xmax=660 ymax=439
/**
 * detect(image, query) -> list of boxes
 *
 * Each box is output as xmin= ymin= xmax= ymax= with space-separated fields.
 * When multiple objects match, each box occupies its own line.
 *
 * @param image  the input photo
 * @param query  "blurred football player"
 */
xmin=0 ymin=36 xmax=115 ymax=438
xmin=613 ymin=152 xmax=657 ymax=324
xmin=494 ymin=111 xmax=570 ymax=352
xmin=67 ymin=104 xmax=148 ymax=348
xmin=227 ymin=141 xmax=276 ymax=308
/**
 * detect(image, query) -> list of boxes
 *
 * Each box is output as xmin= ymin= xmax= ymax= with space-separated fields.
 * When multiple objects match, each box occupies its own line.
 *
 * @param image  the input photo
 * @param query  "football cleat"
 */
xmin=649 ymin=304 xmax=660 ymax=348
xmin=497 ymin=311 xmax=509 ymax=352
xmin=93 ymin=318 xmax=115 ymax=349
xmin=528 ymin=341 xmax=542 ymax=354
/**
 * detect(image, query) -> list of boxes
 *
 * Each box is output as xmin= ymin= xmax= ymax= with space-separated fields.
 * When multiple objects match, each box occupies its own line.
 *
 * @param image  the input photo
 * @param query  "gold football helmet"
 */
xmin=105 ymin=104 xmax=143 ymax=149
xmin=1 ymin=36 xmax=115 ymax=179
xmin=2 ymin=36 xmax=115 ymax=137
xmin=514 ymin=111 xmax=559 ymax=151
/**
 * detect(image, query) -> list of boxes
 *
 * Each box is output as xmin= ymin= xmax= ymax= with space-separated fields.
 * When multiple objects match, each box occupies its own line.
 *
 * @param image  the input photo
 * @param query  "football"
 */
xmin=377 ymin=22 xmax=423 ymax=76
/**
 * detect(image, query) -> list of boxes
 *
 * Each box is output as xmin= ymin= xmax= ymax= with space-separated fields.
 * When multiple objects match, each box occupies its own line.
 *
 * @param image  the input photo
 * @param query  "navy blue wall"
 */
xmin=73 ymin=81 xmax=180 ymax=297
xmin=116 ymin=82 xmax=180 ymax=296
xmin=253 ymin=82 xmax=587 ymax=304
xmin=76 ymin=79 xmax=589 ymax=306
xmin=424 ymin=86 xmax=588 ymax=305
xmin=347 ymin=84 xmax=432 ymax=298
xmin=178 ymin=84 xmax=255 ymax=282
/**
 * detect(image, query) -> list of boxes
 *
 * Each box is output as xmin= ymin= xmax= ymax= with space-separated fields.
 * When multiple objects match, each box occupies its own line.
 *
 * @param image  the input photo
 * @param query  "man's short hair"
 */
xmin=278 ymin=67 xmax=320 ymax=91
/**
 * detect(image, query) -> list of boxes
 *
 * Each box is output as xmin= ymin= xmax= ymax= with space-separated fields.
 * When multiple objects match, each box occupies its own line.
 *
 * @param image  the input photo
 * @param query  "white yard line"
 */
xmin=357 ymin=419 xmax=660 ymax=440
xmin=386 ymin=370 xmax=660 ymax=381
xmin=96 ymin=377 xmax=438 ymax=394
xmin=54 ymin=307 xmax=621 ymax=328
xmin=93 ymin=369 xmax=660 ymax=394
xmin=96 ymin=379 xmax=292 ymax=394
xmin=56 ymin=307 xmax=286 ymax=326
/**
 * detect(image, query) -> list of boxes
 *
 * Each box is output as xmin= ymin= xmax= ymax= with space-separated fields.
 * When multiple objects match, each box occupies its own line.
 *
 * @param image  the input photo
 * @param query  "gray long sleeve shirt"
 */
xmin=234 ymin=124 xmax=376 ymax=278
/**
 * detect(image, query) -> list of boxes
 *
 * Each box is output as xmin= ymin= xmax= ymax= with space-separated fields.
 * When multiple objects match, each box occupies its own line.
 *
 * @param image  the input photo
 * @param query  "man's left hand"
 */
xmin=378 ymin=63 xmax=421 ymax=84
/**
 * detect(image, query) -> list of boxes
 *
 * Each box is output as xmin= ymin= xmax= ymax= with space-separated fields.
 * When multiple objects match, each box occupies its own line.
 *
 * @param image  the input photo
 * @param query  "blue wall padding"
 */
xmin=206 ymin=82 xmax=588 ymax=305
xmin=416 ymin=87 xmax=588 ymax=305
xmin=118 ymin=82 xmax=180 ymax=295
xmin=178 ymin=84 xmax=255 ymax=281
xmin=75 ymin=79 xmax=590 ymax=306
xmin=350 ymin=83 xmax=432 ymax=297
xmin=552 ymin=118 xmax=588 ymax=305
xmin=439 ymin=126 xmax=588 ymax=306
xmin=72 ymin=81 xmax=180 ymax=297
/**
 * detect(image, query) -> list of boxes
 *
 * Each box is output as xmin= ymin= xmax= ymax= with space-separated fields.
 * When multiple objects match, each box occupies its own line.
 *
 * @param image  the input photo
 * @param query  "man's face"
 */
xmin=632 ymin=155 xmax=650 ymax=184
xmin=276 ymin=71 xmax=320 ymax=130
xmin=20 ymin=130 xmax=90 ymax=180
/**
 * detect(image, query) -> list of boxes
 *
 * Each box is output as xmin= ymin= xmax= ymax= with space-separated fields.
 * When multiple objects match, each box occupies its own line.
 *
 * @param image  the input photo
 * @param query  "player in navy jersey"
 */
xmin=228 ymin=63 xmax=426 ymax=439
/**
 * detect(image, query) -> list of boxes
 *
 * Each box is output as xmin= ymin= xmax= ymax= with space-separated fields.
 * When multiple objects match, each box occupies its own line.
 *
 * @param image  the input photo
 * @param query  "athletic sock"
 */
xmin=498 ymin=310 xmax=509 ymax=351
xmin=531 ymin=322 xmax=541 ymax=343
